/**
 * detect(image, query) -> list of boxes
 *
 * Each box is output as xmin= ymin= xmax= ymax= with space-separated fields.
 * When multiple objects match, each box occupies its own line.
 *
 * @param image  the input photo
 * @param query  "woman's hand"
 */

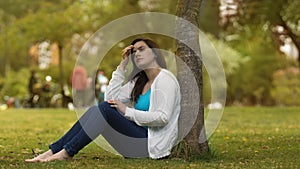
xmin=120 ymin=45 xmax=134 ymax=71
xmin=107 ymin=100 xmax=126 ymax=114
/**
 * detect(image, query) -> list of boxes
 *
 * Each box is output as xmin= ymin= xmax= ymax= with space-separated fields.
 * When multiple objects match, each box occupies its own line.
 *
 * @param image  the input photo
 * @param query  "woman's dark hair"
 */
xmin=129 ymin=38 xmax=167 ymax=102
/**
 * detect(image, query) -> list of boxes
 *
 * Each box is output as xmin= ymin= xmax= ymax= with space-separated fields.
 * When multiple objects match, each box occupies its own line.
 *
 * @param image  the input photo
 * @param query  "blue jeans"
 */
xmin=49 ymin=102 xmax=148 ymax=158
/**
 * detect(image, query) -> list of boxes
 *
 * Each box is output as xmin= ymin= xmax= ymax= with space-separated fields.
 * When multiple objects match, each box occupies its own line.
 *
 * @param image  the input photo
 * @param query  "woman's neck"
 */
xmin=144 ymin=68 xmax=161 ymax=82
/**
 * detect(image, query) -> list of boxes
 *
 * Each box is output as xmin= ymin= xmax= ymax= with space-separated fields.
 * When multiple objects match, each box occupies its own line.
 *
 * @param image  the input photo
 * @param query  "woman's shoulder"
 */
xmin=160 ymin=69 xmax=177 ymax=79
xmin=157 ymin=69 xmax=179 ymax=86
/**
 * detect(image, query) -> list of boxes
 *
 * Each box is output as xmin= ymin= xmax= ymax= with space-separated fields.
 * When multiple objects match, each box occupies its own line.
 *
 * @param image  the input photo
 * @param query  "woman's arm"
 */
xmin=104 ymin=67 xmax=133 ymax=103
xmin=105 ymin=45 xmax=134 ymax=103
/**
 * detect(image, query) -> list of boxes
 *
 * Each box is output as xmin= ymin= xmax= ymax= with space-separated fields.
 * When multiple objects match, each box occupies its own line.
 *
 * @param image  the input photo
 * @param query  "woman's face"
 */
xmin=132 ymin=41 xmax=157 ymax=70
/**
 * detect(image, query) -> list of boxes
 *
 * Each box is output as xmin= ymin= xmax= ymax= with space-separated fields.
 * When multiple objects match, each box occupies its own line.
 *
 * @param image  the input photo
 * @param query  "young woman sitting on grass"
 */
xmin=25 ymin=38 xmax=181 ymax=162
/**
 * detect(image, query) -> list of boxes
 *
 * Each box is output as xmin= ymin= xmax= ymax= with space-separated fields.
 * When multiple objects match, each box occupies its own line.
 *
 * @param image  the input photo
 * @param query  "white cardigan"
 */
xmin=104 ymin=67 xmax=181 ymax=159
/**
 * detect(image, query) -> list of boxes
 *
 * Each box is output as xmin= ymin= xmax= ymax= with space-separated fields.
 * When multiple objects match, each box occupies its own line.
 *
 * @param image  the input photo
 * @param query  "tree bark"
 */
xmin=175 ymin=0 xmax=209 ymax=158
xmin=278 ymin=15 xmax=300 ymax=64
xmin=58 ymin=43 xmax=65 ymax=107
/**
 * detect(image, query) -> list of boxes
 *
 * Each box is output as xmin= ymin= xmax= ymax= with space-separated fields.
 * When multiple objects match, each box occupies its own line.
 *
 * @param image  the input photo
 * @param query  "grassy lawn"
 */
xmin=0 ymin=107 xmax=299 ymax=169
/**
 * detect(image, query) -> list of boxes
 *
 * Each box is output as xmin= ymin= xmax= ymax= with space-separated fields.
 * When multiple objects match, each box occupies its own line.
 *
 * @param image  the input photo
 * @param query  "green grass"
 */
xmin=0 ymin=107 xmax=299 ymax=169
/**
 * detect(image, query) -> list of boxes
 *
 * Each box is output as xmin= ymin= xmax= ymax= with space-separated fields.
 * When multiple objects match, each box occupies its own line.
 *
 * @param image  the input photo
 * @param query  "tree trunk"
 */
xmin=278 ymin=15 xmax=300 ymax=64
xmin=58 ymin=44 xmax=65 ymax=107
xmin=3 ymin=24 xmax=10 ymax=77
xmin=174 ymin=0 xmax=209 ymax=158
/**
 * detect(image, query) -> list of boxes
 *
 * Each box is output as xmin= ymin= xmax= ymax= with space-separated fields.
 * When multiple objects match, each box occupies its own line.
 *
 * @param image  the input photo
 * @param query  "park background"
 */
xmin=0 ymin=0 xmax=299 ymax=168
xmin=1 ymin=0 xmax=299 ymax=107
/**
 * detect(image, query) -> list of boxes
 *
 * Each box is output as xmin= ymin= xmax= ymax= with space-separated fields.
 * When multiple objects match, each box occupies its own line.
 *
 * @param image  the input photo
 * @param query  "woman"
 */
xmin=25 ymin=38 xmax=181 ymax=162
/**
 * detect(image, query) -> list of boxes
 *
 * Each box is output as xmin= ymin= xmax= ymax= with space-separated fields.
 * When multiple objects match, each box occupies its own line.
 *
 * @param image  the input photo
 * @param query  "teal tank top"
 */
xmin=134 ymin=89 xmax=151 ymax=111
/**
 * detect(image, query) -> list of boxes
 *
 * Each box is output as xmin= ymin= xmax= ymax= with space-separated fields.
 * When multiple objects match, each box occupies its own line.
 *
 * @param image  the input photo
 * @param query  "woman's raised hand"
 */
xmin=120 ymin=45 xmax=134 ymax=71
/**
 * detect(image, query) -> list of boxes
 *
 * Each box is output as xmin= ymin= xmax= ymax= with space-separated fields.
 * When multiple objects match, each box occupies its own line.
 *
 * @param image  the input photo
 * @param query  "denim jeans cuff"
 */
xmin=49 ymin=143 xmax=60 ymax=154
xmin=63 ymin=144 xmax=76 ymax=157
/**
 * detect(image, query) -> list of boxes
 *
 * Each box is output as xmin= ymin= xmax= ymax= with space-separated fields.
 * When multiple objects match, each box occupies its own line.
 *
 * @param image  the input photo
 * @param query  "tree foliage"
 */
xmin=0 ymin=0 xmax=299 ymax=106
xmin=0 ymin=68 xmax=30 ymax=101
xmin=271 ymin=67 xmax=300 ymax=106
xmin=204 ymin=0 xmax=300 ymax=105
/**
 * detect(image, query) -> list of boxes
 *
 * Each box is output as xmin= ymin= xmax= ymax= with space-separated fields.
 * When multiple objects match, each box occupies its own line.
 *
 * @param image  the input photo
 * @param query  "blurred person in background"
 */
xmin=70 ymin=64 xmax=88 ymax=108
xmin=28 ymin=70 xmax=41 ymax=107
xmin=95 ymin=69 xmax=108 ymax=104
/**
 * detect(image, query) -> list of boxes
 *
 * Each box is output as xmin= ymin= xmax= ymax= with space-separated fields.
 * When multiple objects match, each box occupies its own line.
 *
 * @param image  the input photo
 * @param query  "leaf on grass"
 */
xmin=0 ymin=156 xmax=13 ymax=159
xmin=262 ymin=145 xmax=269 ymax=149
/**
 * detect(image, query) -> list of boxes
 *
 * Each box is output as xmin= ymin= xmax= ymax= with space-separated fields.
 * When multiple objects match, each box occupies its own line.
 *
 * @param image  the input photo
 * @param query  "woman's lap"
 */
xmin=97 ymin=101 xmax=147 ymax=138
xmin=96 ymin=102 xmax=149 ymax=158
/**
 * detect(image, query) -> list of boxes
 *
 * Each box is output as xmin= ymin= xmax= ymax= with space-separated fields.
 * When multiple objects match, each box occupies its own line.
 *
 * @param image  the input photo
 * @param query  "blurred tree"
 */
xmin=0 ymin=0 xmax=148 ymax=103
xmin=0 ymin=0 xmax=75 ymax=76
xmin=271 ymin=67 xmax=300 ymax=106
xmin=198 ymin=0 xmax=222 ymax=37
xmin=213 ymin=0 xmax=299 ymax=105
xmin=225 ymin=0 xmax=300 ymax=63
xmin=0 ymin=0 xmax=74 ymax=18
xmin=0 ymin=68 xmax=30 ymax=101
xmin=17 ymin=12 xmax=75 ymax=103
xmin=1 ymin=1 xmax=86 ymax=105
xmin=0 ymin=10 xmax=15 ymax=77
xmin=229 ymin=26 xmax=284 ymax=105
xmin=2 ymin=0 xmax=298 ymax=107
xmin=0 ymin=1 xmax=45 ymax=18
xmin=261 ymin=0 xmax=300 ymax=63
xmin=202 ymin=34 xmax=248 ymax=105
xmin=278 ymin=0 xmax=300 ymax=63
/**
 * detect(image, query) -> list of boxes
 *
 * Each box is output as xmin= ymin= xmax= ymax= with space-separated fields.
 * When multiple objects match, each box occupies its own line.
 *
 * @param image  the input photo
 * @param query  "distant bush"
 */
xmin=0 ymin=68 xmax=30 ymax=102
xmin=271 ymin=67 xmax=300 ymax=106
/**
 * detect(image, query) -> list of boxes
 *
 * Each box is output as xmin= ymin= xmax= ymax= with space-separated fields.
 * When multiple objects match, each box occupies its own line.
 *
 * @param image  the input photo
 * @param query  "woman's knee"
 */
xmin=98 ymin=101 xmax=111 ymax=111
xmin=97 ymin=101 xmax=116 ymax=118
xmin=97 ymin=101 xmax=122 ymax=120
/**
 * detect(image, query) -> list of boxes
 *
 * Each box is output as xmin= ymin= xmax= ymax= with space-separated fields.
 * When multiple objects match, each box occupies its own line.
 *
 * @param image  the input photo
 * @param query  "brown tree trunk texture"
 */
xmin=58 ymin=44 xmax=65 ymax=107
xmin=174 ymin=0 xmax=209 ymax=158
xmin=278 ymin=15 xmax=300 ymax=64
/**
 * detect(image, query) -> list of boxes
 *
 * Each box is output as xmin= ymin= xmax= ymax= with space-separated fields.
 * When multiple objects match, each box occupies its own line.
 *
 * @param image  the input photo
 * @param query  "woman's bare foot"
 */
xmin=41 ymin=149 xmax=72 ymax=162
xmin=25 ymin=150 xmax=53 ymax=163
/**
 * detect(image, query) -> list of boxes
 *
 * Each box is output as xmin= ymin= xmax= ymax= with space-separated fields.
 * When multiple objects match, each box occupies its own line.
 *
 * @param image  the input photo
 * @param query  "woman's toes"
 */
xmin=25 ymin=157 xmax=41 ymax=163
xmin=25 ymin=150 xmax=53 ymax=163
xmin=40 ymin=149 xmax=72 ymax=162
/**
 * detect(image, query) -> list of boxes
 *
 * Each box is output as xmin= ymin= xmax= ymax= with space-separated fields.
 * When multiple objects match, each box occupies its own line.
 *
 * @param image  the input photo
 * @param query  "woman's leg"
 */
xmin=49 ymin=106 xmax=102 ymax=155
xmin=27 ymin=101 xmax=148 ymax=162
xmin=101 ymin=126 xmax=149 ymax=158
xmin=98 ymin=102 xmax=147 ymax=138
xmin=51 ymin=102 xmax=148 ymax=157
xmin=52 ymin=102 xmax=148 ymax=160
xmin=25 ymin=106 xmax=101 ymax=162
xmin=98 ymin=102 xmax=149 ymax=158
xmin=49 ymin=106 xmax=107 ymax=157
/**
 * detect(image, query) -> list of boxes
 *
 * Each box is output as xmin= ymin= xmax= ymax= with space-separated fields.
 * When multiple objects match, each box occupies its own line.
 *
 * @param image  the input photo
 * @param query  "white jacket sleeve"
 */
xmin=124 ymin=71 xmax=179 ymax=127
xmin=104 ymin=66 xmax=133 ymax=103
